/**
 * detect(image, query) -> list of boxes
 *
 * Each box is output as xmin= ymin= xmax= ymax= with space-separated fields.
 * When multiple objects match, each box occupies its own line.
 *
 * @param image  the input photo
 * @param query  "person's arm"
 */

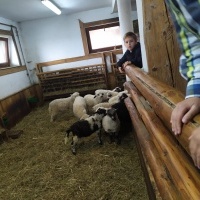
xmin=117 ymin=51 xmax=128 ymax=73
xmin=166 ymin=0 xmax=200 ymax=134
xmin=117 ymin=51 xmax=128 ymax=68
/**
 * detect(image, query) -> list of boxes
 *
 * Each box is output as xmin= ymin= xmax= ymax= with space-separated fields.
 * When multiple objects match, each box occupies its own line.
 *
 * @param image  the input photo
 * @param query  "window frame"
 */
xmin=85 ymin=22 xmax=122 ymax=53
xmin=79 ymin=17 xmax=122 ymax=55
xmin=0 ymin=37 xmax=10 ymax=68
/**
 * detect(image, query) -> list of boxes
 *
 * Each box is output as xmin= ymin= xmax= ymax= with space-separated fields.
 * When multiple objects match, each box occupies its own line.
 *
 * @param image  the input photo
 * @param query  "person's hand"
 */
xmin=123 ymin=61 xmax=131 ymax=68
xmin=189 ymin=126 xmax=200 ymax=168
xmin=170 ymin=97 xmax=200 ymax=135
xmin=118 ymin=67 xmax=125 ymax=73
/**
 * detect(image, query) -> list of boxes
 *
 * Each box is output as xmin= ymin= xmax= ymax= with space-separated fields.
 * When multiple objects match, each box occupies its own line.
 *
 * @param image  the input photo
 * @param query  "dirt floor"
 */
xmin=0 ymin=102 xmax=149 ymax=200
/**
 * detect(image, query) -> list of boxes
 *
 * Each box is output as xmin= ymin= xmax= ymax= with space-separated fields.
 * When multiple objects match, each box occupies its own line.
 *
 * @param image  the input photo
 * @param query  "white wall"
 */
xmin=0 ymin=7 xmax=137 ymax=99
xmin=136 ymin=0 xmax=148 ymax=72
xmin=0 ymin=17 xmax=32 ymax=99
xmin=19 ymin=7 xmax=137 ymax=81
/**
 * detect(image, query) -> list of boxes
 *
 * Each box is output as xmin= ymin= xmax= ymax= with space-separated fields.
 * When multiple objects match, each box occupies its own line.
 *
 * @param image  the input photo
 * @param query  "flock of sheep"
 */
xmin=48 ymin=87 xmax=132 ymax=154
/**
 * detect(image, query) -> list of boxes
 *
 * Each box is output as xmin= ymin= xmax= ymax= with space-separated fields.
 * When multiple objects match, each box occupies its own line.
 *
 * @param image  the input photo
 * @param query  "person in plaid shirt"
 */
xmin=165 ymin=0 xmax=200 ymax=168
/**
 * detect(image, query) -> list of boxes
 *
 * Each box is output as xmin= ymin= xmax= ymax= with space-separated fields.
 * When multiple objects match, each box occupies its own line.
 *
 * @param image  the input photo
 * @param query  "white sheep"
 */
xmin=73 ymin=96 xmax=89 ymax=119
xmin=108 ymin=90 xmax=129 ymax=105
xmin=95 ymin=87 xmax=122 ymax=95
xmin=84 ymin=93 xmax=104 ymax=113
xmin=92 ymin=102 xmax=112 ymax=113
xmin=102 ymin=108 xmax=120 ymax=144
xmin=48 ymin=92 xmax=79 ymax=122
xmin=65 ymin=107 xmax=107 ymax=154
xmin=106 ymin=91 xmax=119 ymax=99
xmin=95 ymin=87 xmax=122 ymax=101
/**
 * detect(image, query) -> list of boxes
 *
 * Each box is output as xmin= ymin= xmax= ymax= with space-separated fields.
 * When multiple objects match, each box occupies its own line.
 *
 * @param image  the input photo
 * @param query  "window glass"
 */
xmin=0 ymin=39 xmax=7 ymax=64
xmin=89 ymin=26 xmax=121 ymax=50
xmin=0 ymin=37 xmax=9 ymax=67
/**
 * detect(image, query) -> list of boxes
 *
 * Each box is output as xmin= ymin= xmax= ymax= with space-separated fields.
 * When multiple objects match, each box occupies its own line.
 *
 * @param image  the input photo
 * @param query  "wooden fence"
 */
xmin=37 ymin=64 xmax=108 ymax=100
xmin=36 ymin=51 xmax=126 ymax=100
xmin=124 ymin=66 xmax=200 ymax=199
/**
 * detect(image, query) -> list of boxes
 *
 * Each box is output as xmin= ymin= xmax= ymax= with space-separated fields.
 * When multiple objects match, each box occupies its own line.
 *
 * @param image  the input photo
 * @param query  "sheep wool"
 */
xmin=49 ymin=92 xmax=79 ymax=122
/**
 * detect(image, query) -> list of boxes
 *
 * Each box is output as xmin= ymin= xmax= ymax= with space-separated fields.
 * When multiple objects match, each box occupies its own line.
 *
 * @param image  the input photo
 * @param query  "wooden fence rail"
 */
xmin=37 ymin=64 xmax=108 ymax=100
xmin=124 ymin=66 xmax=200 ymax=199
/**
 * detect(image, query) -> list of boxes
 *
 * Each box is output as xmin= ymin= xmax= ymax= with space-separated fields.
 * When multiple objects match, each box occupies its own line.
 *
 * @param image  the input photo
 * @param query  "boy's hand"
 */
xmin=189 ymin=127 xmax=200 ymax=168
xmin=123 ymin=61 xmax=131 ymax=68
xmin=118 ymin=67 xmax=125 ymax=73
xmin=170 ymin=97 xmax=200 ymax=135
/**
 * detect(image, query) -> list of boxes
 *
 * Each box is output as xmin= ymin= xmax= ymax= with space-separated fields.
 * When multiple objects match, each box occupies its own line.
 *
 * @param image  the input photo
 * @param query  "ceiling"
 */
xmin=0 ymin=0 xmax=115 ymax=22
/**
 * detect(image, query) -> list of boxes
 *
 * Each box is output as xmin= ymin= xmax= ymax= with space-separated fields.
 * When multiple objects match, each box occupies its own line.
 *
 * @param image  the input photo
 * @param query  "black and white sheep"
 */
xmin=65 ymin=107 xmax=107 ymax=154
xmin=102 ymin=108 xmax=121 ymax=144
xmin=108 ymin=90 xmax=129 ymax=105
xmin=48 ymin=92 xmax=79 ymax=122
xmin=111 ymin=93 xmax=132 ymax=133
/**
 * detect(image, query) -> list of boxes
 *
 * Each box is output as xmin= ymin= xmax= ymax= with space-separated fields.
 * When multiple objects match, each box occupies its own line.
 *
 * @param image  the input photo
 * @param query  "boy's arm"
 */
xmin=117 ymin=51 xmax=128 ymax=68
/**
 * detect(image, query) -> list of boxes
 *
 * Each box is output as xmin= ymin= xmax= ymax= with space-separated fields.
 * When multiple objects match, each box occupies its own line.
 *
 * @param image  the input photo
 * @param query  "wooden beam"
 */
xmin=125 ymin=83 xmax=200 ymax=199
xmin=0 ymin=65 xmax=26 ymax=76
xmin=124 ymin=97 xmax=189 ymax=199
xmin=124 ymin=67 xmax=200 ymax=155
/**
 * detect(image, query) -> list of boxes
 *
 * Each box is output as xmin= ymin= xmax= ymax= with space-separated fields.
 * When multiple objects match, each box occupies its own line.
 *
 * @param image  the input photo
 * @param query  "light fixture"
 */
xmin=41 ymin=0 xmax=61 ymax=15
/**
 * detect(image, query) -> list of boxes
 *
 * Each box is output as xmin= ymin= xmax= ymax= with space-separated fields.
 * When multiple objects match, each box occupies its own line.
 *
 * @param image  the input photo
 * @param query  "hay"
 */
xmin=0 ymin=103 xmax=148 ymax=200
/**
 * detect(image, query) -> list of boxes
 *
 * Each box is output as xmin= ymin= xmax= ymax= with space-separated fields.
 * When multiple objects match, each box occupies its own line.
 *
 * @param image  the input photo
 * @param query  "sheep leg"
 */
xmin=50 ymin=114 xmax=56 ymax=122
xmin=115 ymin=133 xmax=121 ymax=145
xmin=97 ymin=130 xmax=103 ymax=145
xmin=108 ymin=133 xmax=115 ymax=143
xmin=71 ymin=136 xmax=78 ymax=155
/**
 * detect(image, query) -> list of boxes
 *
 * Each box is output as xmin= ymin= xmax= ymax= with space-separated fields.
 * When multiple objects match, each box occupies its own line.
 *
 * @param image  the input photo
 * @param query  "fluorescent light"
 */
xmin=41 ymin=0 xmax=61 ymax=15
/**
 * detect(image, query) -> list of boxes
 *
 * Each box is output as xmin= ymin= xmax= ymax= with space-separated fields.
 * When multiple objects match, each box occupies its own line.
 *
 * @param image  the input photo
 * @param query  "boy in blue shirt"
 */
xmin=117 ymin=32 xmax=142 ymax=73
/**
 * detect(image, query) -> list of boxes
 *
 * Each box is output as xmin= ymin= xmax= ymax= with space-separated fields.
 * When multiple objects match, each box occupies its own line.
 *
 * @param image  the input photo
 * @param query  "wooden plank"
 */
xmin=79 ymin=19 xmax=90 ymax=55
xmin=125 ymin=83 xmax=200 ymax=199
xmin=0 ymin=65 xmax=26 ymax=76
xmin=36 ymin=54 xmax=103 ymax=70
xmin=125 ymin=98 xmax=185 ymax=199
xmin=142 ymin=0 xmax=186 ymax=92
xmin=124 ymin=68 xmax=200 ymax=155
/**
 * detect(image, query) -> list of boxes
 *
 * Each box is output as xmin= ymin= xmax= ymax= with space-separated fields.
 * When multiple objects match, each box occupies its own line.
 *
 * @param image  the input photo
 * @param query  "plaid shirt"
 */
xmin=165 ymin=0 xmax=200 ymax=98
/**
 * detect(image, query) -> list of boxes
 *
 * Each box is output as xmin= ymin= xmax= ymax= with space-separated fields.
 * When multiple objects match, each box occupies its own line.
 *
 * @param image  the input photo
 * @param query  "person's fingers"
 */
xmin=182 ymin=105 xmax=200 ymax=124
xmin=119 ymin=67 xmax=124 ymax=73
xmin=171 ymin=105 xmax=189 ymax=135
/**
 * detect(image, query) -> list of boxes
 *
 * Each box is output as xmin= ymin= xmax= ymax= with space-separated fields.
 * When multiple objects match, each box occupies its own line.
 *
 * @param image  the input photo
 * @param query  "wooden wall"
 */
xmin=0 ymin=84 xmax=43 ymax=129
xmin=143 ymin=0 xmax=187 ymax=94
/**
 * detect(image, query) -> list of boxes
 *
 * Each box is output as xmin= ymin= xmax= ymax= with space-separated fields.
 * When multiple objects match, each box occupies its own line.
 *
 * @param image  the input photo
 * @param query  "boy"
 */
xmin=117 ymin=32 xmax=142 ymax=73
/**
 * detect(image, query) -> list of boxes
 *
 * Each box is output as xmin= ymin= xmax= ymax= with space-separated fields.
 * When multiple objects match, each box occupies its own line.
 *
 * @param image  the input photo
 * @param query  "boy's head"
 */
xmin=123 ymin=32 xmax=137 ymax=52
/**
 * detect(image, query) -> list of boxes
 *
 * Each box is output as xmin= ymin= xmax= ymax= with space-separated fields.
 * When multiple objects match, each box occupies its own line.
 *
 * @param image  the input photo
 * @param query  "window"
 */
xmin=0 ymin=37 xmax=10 ymax=68
xmin=79 ymin=18 xmax=122 ymax=54
xmin=86 ymin=22 xmax=122 ymax=53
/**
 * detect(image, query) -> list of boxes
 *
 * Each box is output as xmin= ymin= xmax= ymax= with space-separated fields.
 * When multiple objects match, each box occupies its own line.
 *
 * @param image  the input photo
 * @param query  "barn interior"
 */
xmin=0 ymin=0 xmax=200 ymax=199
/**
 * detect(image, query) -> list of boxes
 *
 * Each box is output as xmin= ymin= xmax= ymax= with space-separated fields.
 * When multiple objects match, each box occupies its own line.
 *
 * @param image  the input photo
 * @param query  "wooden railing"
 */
xmin=36 ymin=51 xmax=126 ymax=100
xmin=124 ymin=66 xmax=200 ymax=199
xmin=37 ymin=64 xmax=108 ymax=100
